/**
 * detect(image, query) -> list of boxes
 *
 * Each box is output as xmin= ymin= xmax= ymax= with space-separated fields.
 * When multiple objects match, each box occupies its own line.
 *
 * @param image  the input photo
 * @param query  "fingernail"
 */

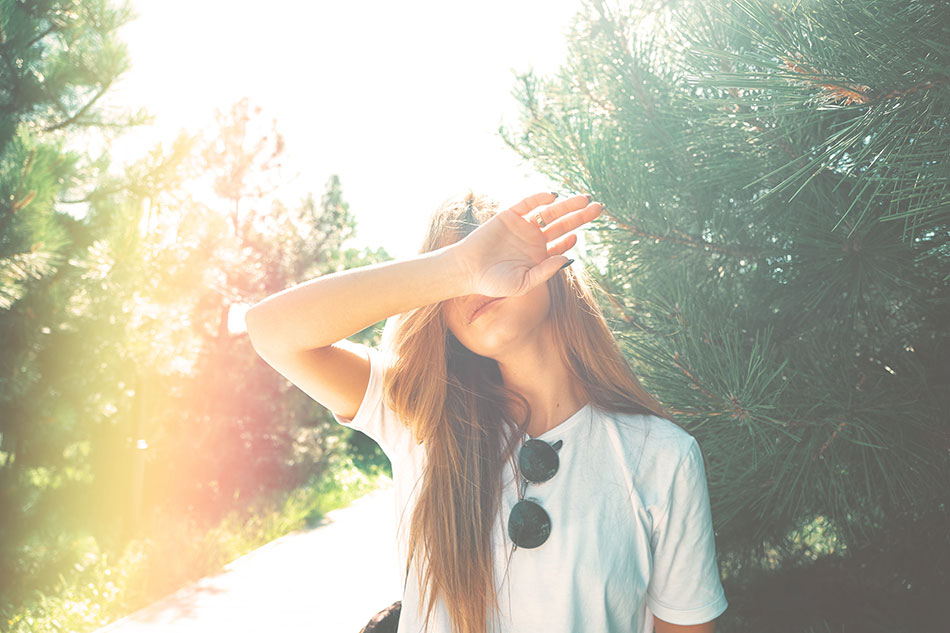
xmin=550 ymin=191 xmax=560 ymax=198
xmin=560 ymin=258 xmax=574 ymax=270
xmin=585 ymin=194 xmax=593 ymax=203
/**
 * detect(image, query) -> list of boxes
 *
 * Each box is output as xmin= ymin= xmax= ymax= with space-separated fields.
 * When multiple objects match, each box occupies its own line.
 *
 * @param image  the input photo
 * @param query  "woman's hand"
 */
xmin=450 ymin=192 xmax=604 ymax=298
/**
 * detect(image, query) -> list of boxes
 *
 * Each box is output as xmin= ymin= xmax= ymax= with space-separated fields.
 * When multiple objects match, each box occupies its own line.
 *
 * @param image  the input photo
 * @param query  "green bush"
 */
xmin=1 ymin=452 xmax=387 ymax=633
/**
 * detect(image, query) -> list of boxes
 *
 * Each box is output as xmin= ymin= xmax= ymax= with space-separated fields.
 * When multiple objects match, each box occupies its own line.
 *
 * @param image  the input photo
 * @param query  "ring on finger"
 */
xmin=534 ymin=212 xmax=547 ymax=228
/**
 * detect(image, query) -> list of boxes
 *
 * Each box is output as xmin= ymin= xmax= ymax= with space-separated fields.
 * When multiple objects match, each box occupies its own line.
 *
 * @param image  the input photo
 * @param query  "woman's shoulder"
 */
xmin=588 ymin=408 xmax=704 ymax=505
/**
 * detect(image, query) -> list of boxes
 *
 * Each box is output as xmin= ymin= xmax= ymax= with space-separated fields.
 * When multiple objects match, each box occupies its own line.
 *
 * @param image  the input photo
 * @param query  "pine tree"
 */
xmin=0 ymin=0 xmax=152 ymax=609
xmin=501 ymin=0 xmax=948 ymax=629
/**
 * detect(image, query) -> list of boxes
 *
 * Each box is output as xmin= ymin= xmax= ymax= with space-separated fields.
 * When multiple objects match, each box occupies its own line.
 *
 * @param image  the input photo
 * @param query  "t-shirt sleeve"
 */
xmin=646 ymin=435 xmax=729 ymax=625
xmin=330 ymin=345 xmax=416 ymax=464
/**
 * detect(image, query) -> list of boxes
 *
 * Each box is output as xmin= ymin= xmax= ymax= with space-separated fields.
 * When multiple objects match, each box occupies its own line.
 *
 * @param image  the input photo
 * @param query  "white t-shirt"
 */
xmin=332 ymin=346 xmax=728 ymax=632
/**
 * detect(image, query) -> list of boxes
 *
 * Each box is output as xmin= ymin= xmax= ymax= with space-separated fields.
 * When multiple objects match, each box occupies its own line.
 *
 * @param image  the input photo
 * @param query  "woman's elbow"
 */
xmin=653 ymin=616 xmax=716 ymax=633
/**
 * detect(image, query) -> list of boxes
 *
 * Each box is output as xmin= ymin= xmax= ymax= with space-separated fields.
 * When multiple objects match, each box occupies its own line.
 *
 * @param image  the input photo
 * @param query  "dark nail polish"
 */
xmin=586 ymin=194 xmax=593 ymax=203
xmin=551 ymin=191 xmax=560 ymax=198
xmin=560 ymin=258 xmax=574 ymax=270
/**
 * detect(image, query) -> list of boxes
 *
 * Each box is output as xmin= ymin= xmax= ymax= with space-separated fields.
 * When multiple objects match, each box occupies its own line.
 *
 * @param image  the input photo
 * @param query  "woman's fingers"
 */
xmin=525 ymin=255 xmax=572 ymax=291
xmin=509 ymin=193 xmax=602 ymax=248
xmin=509 ymin=192 xmax=591 ymax=222
xmin=507 ymin=192 xmax=559 ymax=216
xmin=541 ymin=201 xmax=604 ymax=242
xmin=546 ymin=232 xmax=577 ymax=257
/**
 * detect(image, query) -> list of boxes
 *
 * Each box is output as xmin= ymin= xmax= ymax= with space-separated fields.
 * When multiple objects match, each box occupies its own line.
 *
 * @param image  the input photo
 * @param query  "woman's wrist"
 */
xmin=435 ymin=243 xmax=478 ymax=298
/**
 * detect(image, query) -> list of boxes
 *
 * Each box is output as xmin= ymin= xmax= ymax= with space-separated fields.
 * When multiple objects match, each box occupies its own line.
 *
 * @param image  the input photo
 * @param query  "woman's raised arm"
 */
xmin=243 ymin=241 xmax=474 ymax=421
xmin=244 ymin=191 xmax=601 ymax=354
xmin=245 ymin=243 xmax=470 ymax=355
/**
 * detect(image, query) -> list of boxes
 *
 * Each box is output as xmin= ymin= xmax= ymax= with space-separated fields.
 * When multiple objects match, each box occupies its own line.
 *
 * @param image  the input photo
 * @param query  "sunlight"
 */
xmin=106 ymin=0 xmax=592 ymax=259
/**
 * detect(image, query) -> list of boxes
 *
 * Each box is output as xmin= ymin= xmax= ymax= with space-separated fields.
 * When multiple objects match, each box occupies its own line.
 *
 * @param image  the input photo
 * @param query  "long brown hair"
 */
xmin=378 ymin=190 xmax=676 ymax=633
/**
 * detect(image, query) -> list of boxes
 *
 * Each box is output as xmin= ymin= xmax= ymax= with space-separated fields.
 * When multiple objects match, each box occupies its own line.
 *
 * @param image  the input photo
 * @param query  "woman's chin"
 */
xmin=464 ymin=330 xmax=531 ymax=360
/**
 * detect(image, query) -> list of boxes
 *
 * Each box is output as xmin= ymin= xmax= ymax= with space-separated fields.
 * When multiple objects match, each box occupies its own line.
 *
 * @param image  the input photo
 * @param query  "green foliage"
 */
xmin=0 ymin=0 xmax=159 ymax=612
xmin=717 ymin=504 xmax=949 ymax=633
xmin=0 ymin=452 xmax=387 ymax=633
xmin=0 ymin=0 xmax=150 ymax=154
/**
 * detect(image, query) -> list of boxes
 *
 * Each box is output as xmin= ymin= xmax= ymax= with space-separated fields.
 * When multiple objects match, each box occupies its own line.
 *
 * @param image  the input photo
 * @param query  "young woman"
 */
xmin=245 ymin=191 xmax=728 ymax=633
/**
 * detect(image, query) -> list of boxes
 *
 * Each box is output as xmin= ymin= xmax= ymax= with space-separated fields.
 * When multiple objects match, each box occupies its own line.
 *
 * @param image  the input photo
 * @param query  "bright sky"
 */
xmin=105 ymin=0 xmax=595 ymax=260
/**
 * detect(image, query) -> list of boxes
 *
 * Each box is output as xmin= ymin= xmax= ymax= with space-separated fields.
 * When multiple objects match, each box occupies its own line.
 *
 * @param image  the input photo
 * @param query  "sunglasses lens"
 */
xmin=508 ymin=499 xmax=551 ymax=549
xmin=519 ymin=439 xmax=560 ymax=484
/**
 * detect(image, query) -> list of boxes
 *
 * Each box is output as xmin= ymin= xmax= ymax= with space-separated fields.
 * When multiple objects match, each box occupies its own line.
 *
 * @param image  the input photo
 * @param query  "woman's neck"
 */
xmin=494 ymin=322 xmax=587 ymax=437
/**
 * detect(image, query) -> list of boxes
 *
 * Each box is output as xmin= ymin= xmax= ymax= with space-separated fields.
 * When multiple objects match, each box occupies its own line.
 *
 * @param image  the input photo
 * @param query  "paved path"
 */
xmin=95 ymin=482 xmax=402 ymax=633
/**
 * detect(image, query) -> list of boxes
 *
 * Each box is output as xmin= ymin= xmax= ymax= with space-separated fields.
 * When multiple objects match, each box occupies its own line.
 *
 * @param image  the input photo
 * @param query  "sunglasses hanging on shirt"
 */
xmin=508 ymin=437 xmax=563 ymax=549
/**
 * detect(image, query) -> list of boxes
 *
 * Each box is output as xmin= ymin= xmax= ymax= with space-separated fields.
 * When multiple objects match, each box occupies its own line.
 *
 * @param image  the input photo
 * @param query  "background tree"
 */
xmin=0 ymin=1 xmax=391 ymax=624
xmin=138 ymin=97 xmax=388 ymax=535
xmin=0 ymin=0 xmax=170 ymax=609
xmin=500 ymin=1 xmax=948 ymax=631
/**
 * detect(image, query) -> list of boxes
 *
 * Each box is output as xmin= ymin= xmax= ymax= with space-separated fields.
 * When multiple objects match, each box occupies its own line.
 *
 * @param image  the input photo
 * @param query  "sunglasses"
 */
xmin=507 ymin=437 xmax=564 ymax=549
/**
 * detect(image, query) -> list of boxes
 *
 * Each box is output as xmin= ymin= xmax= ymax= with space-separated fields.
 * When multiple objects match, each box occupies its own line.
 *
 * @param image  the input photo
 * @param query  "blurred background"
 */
xmin=1 ymin=0 xmax=947 ymax=631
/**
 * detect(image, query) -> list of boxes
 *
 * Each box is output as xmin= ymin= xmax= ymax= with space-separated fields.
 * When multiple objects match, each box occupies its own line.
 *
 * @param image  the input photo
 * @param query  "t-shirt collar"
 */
xmin=526 ymin=401 xmax=593 ymax=442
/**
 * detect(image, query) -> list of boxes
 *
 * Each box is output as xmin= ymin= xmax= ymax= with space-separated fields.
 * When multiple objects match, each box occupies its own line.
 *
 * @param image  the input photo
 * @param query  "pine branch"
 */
xmin=0 ymin=248 xmax=57 ymax=310
xmin=602 ymin=208 xmax=760 ymax=258
xmin=0 ymin=43 xmax=21 ymax=95
xmin=715 ymin=58 xmax=801 ymax=160
xmin=672 ymin=351 xmax=721 ymax=402
xmin=591 ymin=3 xmax=739 ymax=234
xmin=813 ymin=420 xmax=849 ymax=462
xmin=25 ymin=24 xmax=57 ymax=50
xmin=784 ymin=58 xmax=949 ymax=106
xmin=42 ymin=81 xmax=112 ymax=132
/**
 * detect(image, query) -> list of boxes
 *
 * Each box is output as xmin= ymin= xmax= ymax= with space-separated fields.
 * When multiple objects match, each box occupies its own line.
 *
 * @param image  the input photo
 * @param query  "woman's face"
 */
xmin=442 ymin=281 xmax=553 ymax=359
